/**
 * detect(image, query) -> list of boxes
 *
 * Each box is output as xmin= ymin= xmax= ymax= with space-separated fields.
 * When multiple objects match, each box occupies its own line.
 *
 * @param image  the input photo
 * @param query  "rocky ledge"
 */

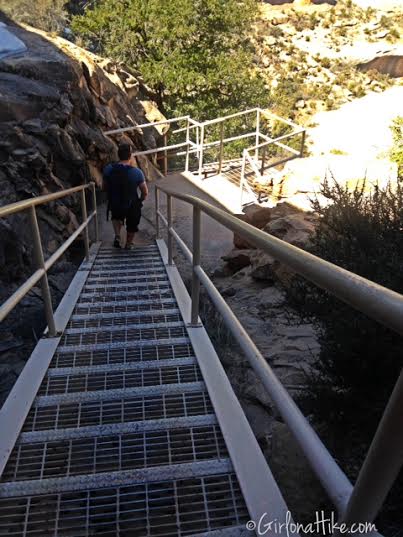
xmin=0 ymin=15 xmax=165 ymax=404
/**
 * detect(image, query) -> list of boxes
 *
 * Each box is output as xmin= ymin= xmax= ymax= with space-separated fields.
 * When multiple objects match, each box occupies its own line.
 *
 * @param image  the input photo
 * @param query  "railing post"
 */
xmin=185 ymin=118 xmax=190 ymax=173
xmin=255 ymin=108 xmax=260 ymax=162
xmin=260 ymin=145 xmax=267 ymax=176
xmin=80 ymin=189 xmax=90 ymax=262
xmin=163 ymin=133 xmax=168 ymax=176
xmin=155 ymin=187 xmax=160 ymax=239
xmin=191 ymin=206 xmax=201 ymax=326
xmin=340 ymin=369 xmax=403 ymax=528
xmin=218 ymin=121 xmax=224 ymax=175
xmin=91 ymin=182 xmax=99 ymax=243
xmin=167 ymin=194 xmax=173 ymax=265
xmin=300 ymin=129 xmax=306 ymax=158
xmin=29 ymin=206 xmax=57 ymax=337
xmin=196 ymin=124 xmax=200 ymax=162
xmin=198 ymin=124 xmax=205 ymax=178
xmin=240 ymin=150 xmax=246 ymax=208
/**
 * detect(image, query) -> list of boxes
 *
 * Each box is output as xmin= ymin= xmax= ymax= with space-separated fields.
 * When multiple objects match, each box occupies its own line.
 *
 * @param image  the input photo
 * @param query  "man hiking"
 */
xmin=103 ymin=142 xmax=148 ymax=249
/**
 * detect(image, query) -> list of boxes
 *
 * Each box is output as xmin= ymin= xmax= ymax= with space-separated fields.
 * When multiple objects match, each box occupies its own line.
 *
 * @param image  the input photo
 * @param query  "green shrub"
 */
xmin=290 ymin=178 xmax=403 ymax=433
xmin=71 ymin=0 xmax=268 ymax=119
xmin=289 ymin=177 xmax=403 ymax=532
xmin=321 ymin=57 xmax=331 ymax=69
xmin=388 ymin=27 xmax=401 ymax=42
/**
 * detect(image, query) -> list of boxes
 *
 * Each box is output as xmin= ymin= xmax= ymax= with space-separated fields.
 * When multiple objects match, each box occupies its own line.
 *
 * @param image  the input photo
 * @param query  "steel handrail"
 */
xmin=155 ymin=184 xmax=403 ymax=526
xmin=247 ymin=129 xmax=305 ymax=153
xmin=0 ymin=184 xmax=99 ymax=336
xmin=0 ymin=185 xmax=91 ymax=218
xmin=158 ymin=187 xmax=403 ymax=334
xmin=105 ymin=108 xmax=306 ymax=179
xmin=104 ymin=115 xmax=190 ymax=136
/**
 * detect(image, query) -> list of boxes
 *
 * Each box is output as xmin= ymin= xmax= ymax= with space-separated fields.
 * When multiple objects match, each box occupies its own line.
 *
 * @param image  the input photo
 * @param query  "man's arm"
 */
xmin=131 ymin=168 xmax=148 ymax=201
xmin=139 ymin=181 xmax=148 ymax=201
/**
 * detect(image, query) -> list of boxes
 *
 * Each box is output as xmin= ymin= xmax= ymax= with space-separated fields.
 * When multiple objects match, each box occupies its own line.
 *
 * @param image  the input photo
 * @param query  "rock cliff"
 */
xmin=0 ymin=15 xmax=165 ymax=403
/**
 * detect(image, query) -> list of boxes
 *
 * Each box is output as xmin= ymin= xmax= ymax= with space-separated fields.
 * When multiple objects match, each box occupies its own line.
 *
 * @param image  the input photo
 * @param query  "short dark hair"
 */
xmin=118 ymin=143 xmax=132 ymax=161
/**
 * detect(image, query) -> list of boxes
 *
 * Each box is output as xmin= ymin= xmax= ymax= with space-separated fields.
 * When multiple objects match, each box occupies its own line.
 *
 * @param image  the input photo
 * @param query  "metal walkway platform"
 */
xmin=0 ymin=241 xmax=279 ymax=537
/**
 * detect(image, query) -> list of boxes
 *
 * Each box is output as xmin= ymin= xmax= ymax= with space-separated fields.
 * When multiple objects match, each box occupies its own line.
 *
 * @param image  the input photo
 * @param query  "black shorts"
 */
xmin=111 ymin=201 xmax=143 ymax=233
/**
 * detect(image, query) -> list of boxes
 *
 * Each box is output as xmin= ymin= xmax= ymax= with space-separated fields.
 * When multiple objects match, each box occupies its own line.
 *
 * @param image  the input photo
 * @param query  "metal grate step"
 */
xmin=80 ymin=283 xmax=172 ymax=296
xmin=67 ymin=309 xmax=181 ymax=329
xmin=94 ymin=256 xmax=163 ymax=264
xmin=0 ymin=473 xmax=248 ymax=536
xmin=97 ymin=250 xmax=160 ymax=257
xmin=90 ymin=267 xmax=167 ymax=277
xmin=96 ymin=249 xmax=160 ymax=257
xmin=57 ymin=331 xmax=189 ymax=353
xmin=83 ymin=280 xmax=170 ymax=292
xmin=91 ymin=261 xmax=166 ymax=271
xmin=2 ymin=424 xmax=227 ymax=482
xmin=24 ymin=391 xmax=215 ymax=432
xmin=85 ymin=274 xmax=168 ymax=285
xmin=0 ymin=459 xmax=233 ymax=496
xmin=77 ymin=289 xmax=175 ymax=303
xmin=74 ymin=298 xmax=178 ymax=315
xmin=37 ymin=364 xmax=203 ymax=397
xmin=19 ymin=415 xmax=218 ymax=444
xmin=46 ymin=356 xmax=197 ymax=377
xmin=64 ymin=316 xmax=185 ymax=339
xmin=34 ymin=381 xmax=207 ymax=407
xmin=50 ymin=341 xmax=194 ymax=369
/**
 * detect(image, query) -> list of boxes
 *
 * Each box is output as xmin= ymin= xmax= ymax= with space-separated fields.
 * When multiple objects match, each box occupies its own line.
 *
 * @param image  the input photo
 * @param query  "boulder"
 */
xmin=264 ymin=213 xmax=317 ymax=249
xmin=222 ymin=249 xmax=253 ymax=272
xmin=250 ymin=252 xmax=277 ymax=283
xmin=233 ymin=206 xmax=272 ymax=249
xmin=250 ymin=251 xmax=296 ymax=286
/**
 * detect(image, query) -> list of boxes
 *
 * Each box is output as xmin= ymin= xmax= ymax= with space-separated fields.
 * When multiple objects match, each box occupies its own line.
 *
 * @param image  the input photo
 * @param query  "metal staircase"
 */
xmin=1 ymin=131 xmax=402 ymax=535
xmin=0 ymin=243 xmax=253 ymax=536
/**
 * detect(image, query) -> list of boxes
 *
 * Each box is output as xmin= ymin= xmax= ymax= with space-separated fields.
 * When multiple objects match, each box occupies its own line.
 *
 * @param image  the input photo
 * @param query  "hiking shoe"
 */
xmin=125 ymin=243 xmax=135 ymax=251
xmin=113 ymin=236 xmax=121 ymax=248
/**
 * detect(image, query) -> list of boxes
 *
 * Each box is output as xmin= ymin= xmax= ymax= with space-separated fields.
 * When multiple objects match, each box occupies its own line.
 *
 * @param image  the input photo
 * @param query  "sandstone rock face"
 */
xmin=222 ymin=250 xmax=254 ymax=273
xmin=264 ymin=213 xmax=317 ymax=248
xmin=0 ymin=18 xmax=165 ymax=404
xmin=233 ymin=206 xmax=272 ymax=249
xmin=233 ymin=201 xmax=317 ymax=251
xmin=228 ymin=202 xmax=318 ymax=289
xmin=0 ymin=19 xmax=164 ymax=286
xmin=359 ymin=55 xmax=403 ymax=79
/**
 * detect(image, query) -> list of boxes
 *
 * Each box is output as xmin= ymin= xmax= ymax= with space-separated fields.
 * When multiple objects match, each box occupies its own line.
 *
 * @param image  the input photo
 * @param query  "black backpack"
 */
xmin=106 ymin=164 xmax=131 ymax=219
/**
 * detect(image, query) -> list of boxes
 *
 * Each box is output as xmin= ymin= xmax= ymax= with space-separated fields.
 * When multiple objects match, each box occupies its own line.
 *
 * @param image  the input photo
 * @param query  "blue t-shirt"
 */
xmin=103 ymin=163 xmax=145 ymax=203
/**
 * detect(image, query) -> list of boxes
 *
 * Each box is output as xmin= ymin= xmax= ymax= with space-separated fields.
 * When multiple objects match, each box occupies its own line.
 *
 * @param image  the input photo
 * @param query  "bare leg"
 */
xmin=126 ymin=231 xmax=135 ymax=247
xmin=112 ymin=219 xmax=122 ymax=239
